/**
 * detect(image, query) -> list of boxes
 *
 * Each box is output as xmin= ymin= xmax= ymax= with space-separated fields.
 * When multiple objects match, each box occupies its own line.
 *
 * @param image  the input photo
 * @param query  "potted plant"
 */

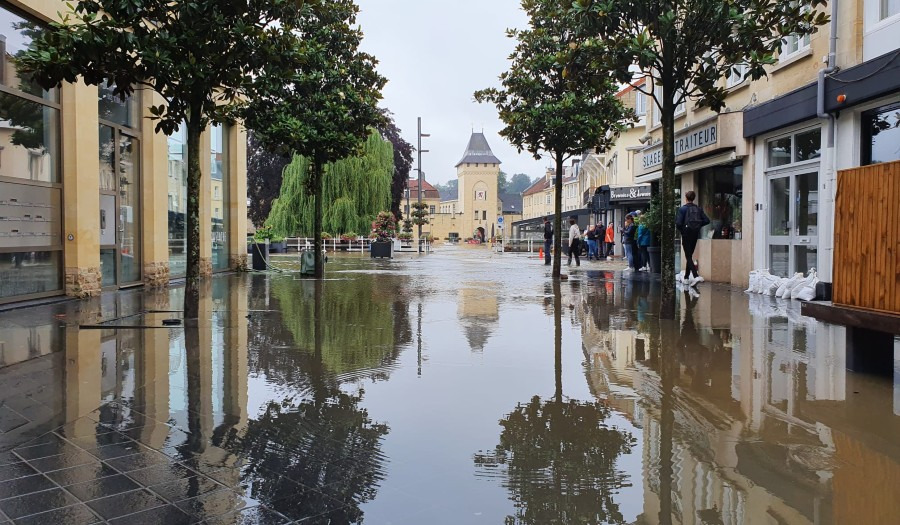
xmin=338 ymin=232 xmax=357 ymax=251
xmin=370 ymin=211 xmax=395 ymax=259
xmin=398 ymin=232 xmax=413 ymax=246
xmin=269 ymin=235 xmax=287 ymax=253
xmin=251 ymin=226 xmax=274 ymax=270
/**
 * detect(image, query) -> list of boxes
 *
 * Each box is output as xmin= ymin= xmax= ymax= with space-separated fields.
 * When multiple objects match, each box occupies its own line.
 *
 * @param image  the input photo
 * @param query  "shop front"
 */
xmin=636 ymin=112 xmax=752 ymax=286
xmin=599 ymin=185 xmax=651 ymax=257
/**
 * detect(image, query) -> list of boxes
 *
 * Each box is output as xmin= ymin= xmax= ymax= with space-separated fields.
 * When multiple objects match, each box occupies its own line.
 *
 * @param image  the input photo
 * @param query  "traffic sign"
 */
xmin=497 ymin=216 xmax=504 ymax=225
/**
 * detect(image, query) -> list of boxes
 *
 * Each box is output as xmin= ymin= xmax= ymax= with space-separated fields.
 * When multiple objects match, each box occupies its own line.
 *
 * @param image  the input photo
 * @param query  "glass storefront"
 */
xmin=862 ymin=102 xmax=900 ymax=165
xmin=211 ymin=124 xmax=229 ymax=271
xmin=168 ymin=125 xmax=188 ymax=278
xmin=696 ymin=163 xmax=742 ymax=239
xmin=98 ymin=83 xmax=141 ymax=287
xmin=0 ymin=6 xmax=62 ymax=302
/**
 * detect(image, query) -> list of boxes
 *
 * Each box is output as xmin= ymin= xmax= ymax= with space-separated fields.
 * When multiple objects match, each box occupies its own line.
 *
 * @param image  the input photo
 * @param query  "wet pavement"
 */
xmin=0 ymin=245 xmax=898 ymax=524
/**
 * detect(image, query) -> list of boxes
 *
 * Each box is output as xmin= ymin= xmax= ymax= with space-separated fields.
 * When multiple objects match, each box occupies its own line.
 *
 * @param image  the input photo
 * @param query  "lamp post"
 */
xmin=417 ymin=117 xmax=429 ymax=253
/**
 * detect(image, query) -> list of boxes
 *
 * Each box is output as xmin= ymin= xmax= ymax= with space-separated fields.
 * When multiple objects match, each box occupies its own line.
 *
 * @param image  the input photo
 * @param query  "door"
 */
xmin=99 ymin=125 xmax=141 ymax=288
xmin=767 ymin=171 xmax=818 ymax=277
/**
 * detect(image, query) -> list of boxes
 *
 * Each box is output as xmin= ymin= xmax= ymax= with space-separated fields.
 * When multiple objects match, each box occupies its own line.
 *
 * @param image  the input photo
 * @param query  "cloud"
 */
xmin=357 ymin=0 xmax=550 ymax=184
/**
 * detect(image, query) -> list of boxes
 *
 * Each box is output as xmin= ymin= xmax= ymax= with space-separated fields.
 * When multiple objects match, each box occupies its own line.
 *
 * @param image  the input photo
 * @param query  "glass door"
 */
xmin=98 ymin=124 xmax=141 ymax=288
xmin=767 ymin=171 xmax=818 ymax=277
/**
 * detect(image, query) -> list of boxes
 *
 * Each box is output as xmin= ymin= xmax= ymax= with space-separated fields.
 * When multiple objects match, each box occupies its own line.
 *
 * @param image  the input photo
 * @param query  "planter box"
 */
xmin=269 ymin=242 xmax=287 ymax=253
xmin=648 ymin=246 xmax=661 ymax=274
xmin=251 ymin=243 xmax=269 ymax=270
xmin=371 ymin=241 xmax=393 ymax=259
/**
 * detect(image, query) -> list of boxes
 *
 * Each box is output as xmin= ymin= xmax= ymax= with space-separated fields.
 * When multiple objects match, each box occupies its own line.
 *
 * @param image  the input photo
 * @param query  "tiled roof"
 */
xmin=499 ymin=192 xmax=523 ymax=213
xmin=408 ymin=178 xmax=441 ymax=200
xmin=455 ymin=132 xmax=502 ymax=167
xmin=522 ymin=177 xmax=550 ymax=197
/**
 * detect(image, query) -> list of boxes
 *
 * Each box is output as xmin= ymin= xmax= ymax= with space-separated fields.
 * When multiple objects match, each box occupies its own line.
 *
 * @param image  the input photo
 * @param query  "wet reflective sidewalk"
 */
xmin=0 ymin=246 xmax=898 ymax=524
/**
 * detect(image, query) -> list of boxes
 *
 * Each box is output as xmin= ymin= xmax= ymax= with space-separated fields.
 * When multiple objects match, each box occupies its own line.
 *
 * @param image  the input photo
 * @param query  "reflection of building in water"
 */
xmin=457 ymin=284 xmax=499 ymax=352
xmin=581 ymin=286 xmax=900 ymax=524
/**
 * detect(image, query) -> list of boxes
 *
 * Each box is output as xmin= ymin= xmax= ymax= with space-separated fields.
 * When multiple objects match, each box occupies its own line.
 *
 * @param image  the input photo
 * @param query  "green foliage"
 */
xmin=475 ymin=0 xmax=631 ymax=277
xmin=370 ymin=211 xmax=396 ymax=242
xmin=410 ymin=201 xmax=430 ymax=226
xmin=253 ymin=225 xmax=274 ymax=243
xmin=401 ymin=220 xmax=413 ymax=234
xmin=508 ymin=173 xmax=535 ymax=194
xmin=641 ymin=190 xmax=679 ymax=240
xmin=265 ymin=131 xmax=393 ymax=237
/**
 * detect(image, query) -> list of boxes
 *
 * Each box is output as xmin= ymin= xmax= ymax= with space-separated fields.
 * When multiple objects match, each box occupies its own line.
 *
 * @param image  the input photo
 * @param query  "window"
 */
xmin=546 ymin=194 xmax=551 ymax=204
xmin=474 ymin=209 xmax=479 ymax=220
xmin=652 ymin=85 xmax=685 ymax=126
xmin=429 ymin=205 xmax=436 ymax=215
xmin=780 ymin=4 xmax=811 ymax=61
xmin=635 ymin=90 xmax=646 ymax=116
xmin=766 ymin=128 xmax=821 ymax=169
xmin=167 ymin=125 xmax=188 ymax=277
xmin=211 ymin=124 xmax=229 ymax=271
xmin=862 ymin=102 xmax=900 ymax=165
xmin=482 ymin=210 xmax=487 ymax=220
xmin=697 ymin=163 xmax=743 ymax=239
xmin=727 ymin=64 xmax=749 ymax=88
xmin=881 ymin=0 xmax=900 ymax=20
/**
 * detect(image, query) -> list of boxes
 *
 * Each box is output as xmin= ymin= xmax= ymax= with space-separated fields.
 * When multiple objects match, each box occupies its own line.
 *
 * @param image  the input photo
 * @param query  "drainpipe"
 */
xmin=817 ymin=0 xmax=838 ymax=287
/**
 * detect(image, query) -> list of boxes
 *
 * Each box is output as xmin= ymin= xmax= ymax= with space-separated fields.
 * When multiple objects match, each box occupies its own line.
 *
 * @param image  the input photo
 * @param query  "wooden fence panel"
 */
xmin=833 ymin=160 xmax=900 ymax=314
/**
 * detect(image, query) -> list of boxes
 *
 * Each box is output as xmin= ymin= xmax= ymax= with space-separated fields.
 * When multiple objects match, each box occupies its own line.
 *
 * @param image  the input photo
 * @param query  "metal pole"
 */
xmin=417 ymin=117 xmax=423 ymax=253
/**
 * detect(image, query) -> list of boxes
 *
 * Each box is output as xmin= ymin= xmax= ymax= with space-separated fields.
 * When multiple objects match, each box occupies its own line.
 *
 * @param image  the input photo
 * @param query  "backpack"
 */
xmin=684 ymin=205 xmax=706 ymax=232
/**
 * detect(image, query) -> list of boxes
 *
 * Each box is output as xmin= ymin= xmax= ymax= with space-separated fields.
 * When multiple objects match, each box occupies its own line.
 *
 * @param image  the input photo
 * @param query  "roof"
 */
xmin=455 ymin=132 xmax=502 ymax=167
xmin=407 ymin=178 xmax=441 ymax=200
xmin=499 ymin=192 xmax=523 ymax=213
xmin=522 ymin=177 xmax=550 ymax=197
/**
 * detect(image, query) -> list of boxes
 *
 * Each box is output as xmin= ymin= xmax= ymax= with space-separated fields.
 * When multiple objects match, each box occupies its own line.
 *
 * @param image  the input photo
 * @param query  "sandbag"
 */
xmin=776 ymin=272 xmax=804 ymax=298
xmin=759 ymin=273 xmax=781 ymax=295
xmin=746 ymin=270 xmax=759 ymax=294
xmin=754 ymin=270 xmax=772 ymax=294
xmin=791 ymin=269 xmax=819 ymax=301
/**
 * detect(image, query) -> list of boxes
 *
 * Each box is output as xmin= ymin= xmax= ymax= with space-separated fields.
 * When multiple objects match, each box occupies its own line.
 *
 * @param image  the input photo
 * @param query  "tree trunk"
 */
xmin=313 ymin=159 xmax=325 ymax=279
xmin=659 ymin=78 xmax=678 ymax=320
xmin=553 ymin=279 xmax=562 ymax=403
xmin=552 ymin=154 xmax=564 ymax=278
xmin=657 ymin=320 xmax=675 ymax=525
xmin=183 ymin=118 xmax=203 ymax=319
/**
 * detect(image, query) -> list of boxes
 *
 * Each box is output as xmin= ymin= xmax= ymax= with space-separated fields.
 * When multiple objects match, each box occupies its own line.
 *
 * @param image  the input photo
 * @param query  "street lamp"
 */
xmin=417 ymin=117 xmax=430 ymax=253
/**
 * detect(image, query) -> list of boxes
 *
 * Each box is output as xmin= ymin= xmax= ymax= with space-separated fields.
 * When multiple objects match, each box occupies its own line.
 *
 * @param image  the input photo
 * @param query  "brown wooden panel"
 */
xmin=833 ymin=160 xmax=900 ymax=314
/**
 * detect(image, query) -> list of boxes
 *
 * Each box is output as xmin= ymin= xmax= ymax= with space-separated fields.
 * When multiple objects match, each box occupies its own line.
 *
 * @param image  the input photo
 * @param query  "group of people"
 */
xmin=541 ymin=191 xmax=710 ymax=285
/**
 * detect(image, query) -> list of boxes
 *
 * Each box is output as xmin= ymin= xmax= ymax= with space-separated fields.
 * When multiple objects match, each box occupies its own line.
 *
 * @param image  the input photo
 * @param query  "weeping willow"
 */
xmin=265 ymin=130 xmax=393 ymax=237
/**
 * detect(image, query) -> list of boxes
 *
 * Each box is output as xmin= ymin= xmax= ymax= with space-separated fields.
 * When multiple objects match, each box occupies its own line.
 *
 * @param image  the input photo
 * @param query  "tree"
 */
xmin=498 ymin=170 xmax=509 ymax=194
xmin=247 ymin=132 xmax=291 ymax=228
xmin=376 ymin=110 xmax=415 ymax=220
xmin=571 ymin=0 xmax=829 ymax=318
xmin=475 ymin=0 xmax=631 ymax=278
xmin=508 ymin=173 xmax=535 ymax=195
xmin=434 ymin=179 xmax=459 ymax=201
xmin=264 ymin=130 xmax=393 ymax=238
xmin=18 ymin=0 xmax=303 ymax=318
xmin=245 ymin=0 xmax=386 ymax=278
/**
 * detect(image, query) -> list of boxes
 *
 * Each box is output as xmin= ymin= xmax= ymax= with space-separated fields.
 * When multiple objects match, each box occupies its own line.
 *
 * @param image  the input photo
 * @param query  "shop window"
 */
xmin=98 ymin=82 xmax=140 ymax=129
xmin=766 ymin=128 xmax=820 ymax=169
xmin=211 ymin=124 xmax=229 ymax=271
xmin=0 ymin=252 xmax=61 ymax=299
xmin=0 ymin=8 xmax=58 ymax=102
xmin=862 ymin=102 xmax=900 ymax=165
xmin=168 ymin=125 xmax=188 ymax=278
xmin=697 ymin=163 xmax=742 ymax=239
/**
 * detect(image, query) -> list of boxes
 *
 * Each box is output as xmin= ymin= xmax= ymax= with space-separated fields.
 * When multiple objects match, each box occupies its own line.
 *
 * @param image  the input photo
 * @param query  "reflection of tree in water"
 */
xmin=475 ymin=396 xmax=635 ymax=524
xmin=235 ymin=387 xmax=389 ymax=522
xmin=1 ymin=22 xmax=50 ymax=149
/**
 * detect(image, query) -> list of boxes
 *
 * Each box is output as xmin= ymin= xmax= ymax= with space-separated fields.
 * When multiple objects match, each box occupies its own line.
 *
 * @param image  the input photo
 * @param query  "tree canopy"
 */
xmin=476 ymin=0 xmax=631 ymax=277
xmin=376 ymin=110 xmax=415 ymax=219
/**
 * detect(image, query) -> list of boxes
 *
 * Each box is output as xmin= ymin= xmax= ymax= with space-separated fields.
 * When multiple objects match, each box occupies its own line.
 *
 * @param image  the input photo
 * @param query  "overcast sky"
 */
xmin=356 ymin=0 xmax=550 ymax=185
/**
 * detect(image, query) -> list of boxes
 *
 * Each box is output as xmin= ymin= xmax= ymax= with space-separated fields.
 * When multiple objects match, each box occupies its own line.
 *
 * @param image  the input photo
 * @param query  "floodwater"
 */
xmin=0 ymin=246 xmax=898 ymax=524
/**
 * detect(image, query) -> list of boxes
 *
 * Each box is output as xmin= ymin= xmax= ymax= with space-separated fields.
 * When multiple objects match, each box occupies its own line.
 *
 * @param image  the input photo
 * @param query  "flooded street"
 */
xmin=1 ymin=246 xmax=898 ymax=524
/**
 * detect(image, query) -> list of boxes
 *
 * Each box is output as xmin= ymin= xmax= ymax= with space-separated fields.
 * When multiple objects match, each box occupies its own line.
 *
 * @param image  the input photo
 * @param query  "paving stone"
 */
xmin=67 ymin=430 xmax=135 ymax=454
xmin=84 ymin=488 xmax=167 ymax=520
xmin=65 ymin=474 xmax=140 ymax=501
xmin=0 ymin=407 xmax=28 ymax=434
xmin=24 ymin=449 xmax=98 ymax=473
xmin=125 ymin=462 xmax=196 ymax=486
xmin=13 ymin=434 xmax=74 ymax=460
xmin=42 ymin=463 xmax=119 ymax=487
xmin=106 ymin=450 xmax=172 ymax=472
xmin=0 ymin=462 xmax=37 ymax=483
xmin=0 ymin=474 xmax=56 ymax=499
xmin=148 ymin=474 xmax=223 ymax=503
xmin=12 ymin=503 xmax=102 ymax=525
xmin=174 ymin=488 xmax=257 ymax=519
xmin=0 ymin=487 xmax=79 ymax=519
xmin=205 ymin=505 xmax=292 ymax=525
xmin=54 ymin=419 xmax=110 ymax=439
xmin=108 ymin=504 xmax=199 ymax=524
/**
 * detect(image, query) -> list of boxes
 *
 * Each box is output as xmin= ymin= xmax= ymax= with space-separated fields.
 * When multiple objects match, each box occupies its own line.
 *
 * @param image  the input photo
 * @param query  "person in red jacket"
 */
xmin=603 ymin=222 xmax=615 ymax=260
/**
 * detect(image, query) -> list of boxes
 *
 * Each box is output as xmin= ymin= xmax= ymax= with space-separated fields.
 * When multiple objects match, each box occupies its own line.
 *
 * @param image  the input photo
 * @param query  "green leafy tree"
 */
xmin=498 ymin=170 xmax=509 ymax=193
xmin=245 ymin=0 xmax=386 ymax=278
xmin=265 ymin=130 xmax=393 ymax=238
xmin=376 ymin=110 xmax=415 ymax=220
xmin=17 ymin=0 xmax=303 ymax=318
xmin=571 ymin=0 xmax=829 ymax=318
xmin=508 ymin=173 xmax=535 ymax=195
xmin=475 ymin=0 xmax=631 ymax=278
xmin=410 ymin=201 xmax=430 ymax=227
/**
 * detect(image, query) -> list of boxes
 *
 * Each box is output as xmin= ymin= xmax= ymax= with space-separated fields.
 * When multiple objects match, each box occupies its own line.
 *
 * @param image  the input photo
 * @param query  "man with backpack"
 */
xmin=543 ymin=216 xmax=553 ymax=266
xmin=675 ymin=190 xmax=710 ymax=286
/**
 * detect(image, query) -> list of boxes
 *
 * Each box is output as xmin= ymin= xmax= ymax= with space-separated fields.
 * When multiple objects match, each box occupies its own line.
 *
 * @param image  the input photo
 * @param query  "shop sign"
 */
xmin=609 ymin=185 xmax=652 ymax=201
xmin=642 ymin=122 xmax=718 ymax=170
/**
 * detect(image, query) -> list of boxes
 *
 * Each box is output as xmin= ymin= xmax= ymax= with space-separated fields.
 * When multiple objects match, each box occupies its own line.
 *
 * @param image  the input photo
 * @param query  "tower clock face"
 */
xmin=475 ymin=190 xmax=487 ymax=201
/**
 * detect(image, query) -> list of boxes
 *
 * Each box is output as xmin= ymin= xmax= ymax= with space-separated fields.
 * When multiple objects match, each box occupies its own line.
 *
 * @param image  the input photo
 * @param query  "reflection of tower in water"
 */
xmin=457 ymin=283 xmax=499 ymax=352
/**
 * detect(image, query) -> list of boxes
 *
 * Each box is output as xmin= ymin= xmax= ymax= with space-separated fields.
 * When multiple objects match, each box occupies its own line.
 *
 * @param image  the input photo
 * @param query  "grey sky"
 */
xmin=356 ymin=0 xmax=549 ymax=185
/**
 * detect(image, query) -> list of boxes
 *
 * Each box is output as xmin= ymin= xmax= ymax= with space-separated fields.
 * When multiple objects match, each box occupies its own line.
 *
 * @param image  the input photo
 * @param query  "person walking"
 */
xmin=621 ymin=216 xmax=637 ymax=272
xmin=604 ymin=222 xmax=615 ymax=260
xmin=567 ymin=216 xmax=581 ymax=267
xmin=637 ymin=218 xmax=652 ymax=271
xmin=543 ymin=216 xmax=553 ymax=266
xmin=585 ymin=225 xmax=598 ymax=261
xmin=675 ymin=190 xmax=711 ymax=286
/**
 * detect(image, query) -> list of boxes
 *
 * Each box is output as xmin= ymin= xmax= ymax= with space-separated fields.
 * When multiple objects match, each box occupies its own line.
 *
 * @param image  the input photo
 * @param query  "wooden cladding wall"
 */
xmin=833 ymin=160 xmax=900 ymax=314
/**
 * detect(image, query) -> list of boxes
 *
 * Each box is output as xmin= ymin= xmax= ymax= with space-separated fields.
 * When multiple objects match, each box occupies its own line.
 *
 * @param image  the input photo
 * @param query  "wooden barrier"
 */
xmin=833 ymin=160 xmax=900 ymax=314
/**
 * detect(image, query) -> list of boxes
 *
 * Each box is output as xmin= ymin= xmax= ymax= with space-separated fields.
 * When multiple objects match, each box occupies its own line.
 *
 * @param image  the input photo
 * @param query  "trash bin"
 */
xmin=300 ymin=250 xmax=316 ymax=275
xmin=251 ymin=243 xmax=269 ymax=271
